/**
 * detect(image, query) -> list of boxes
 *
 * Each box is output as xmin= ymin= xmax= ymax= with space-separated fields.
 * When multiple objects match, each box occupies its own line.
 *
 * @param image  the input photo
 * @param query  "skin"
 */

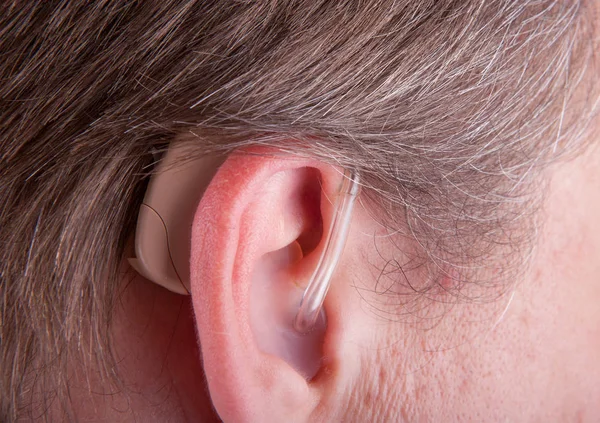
xmin=60 ymin=119 xmax=600 ymax=422
xmin=349 ymin=139 xmax=600 ymax=421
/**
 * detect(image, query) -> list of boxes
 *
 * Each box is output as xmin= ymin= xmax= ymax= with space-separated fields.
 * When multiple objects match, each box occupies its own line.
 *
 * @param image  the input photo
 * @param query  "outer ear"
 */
xmin=190 ymin=148 xmax=353 ymax=423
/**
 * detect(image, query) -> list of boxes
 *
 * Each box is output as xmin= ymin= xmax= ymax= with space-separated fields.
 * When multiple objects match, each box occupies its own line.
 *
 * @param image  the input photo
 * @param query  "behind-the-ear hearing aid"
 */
xmin=128 ymin=144 xmax=225 ymax=295
xmin=129 ymin=144 xmax=360 ymax=333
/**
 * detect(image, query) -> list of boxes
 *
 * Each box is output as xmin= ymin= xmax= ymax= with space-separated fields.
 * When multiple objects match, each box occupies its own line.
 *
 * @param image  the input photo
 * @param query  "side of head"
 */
xmin=0 ymin=1 xmax=598 ymax=421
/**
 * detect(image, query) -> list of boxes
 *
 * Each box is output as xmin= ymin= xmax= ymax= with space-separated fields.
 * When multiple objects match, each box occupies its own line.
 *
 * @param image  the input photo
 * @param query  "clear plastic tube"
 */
xmin=294 ymin=169 xmax=360 ymax=333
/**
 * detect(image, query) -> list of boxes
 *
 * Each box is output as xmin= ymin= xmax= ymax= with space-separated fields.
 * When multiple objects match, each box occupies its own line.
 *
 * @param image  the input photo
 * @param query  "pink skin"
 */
xmin=61 ymin=129 xmax=600 ymax=422
xmin=343 ymin=140 xmax=600 ymax=421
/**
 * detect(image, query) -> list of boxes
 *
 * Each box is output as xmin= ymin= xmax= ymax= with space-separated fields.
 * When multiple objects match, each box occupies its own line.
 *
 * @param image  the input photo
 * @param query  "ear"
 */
xmin=190 ymin=147 xmax=354 ymax=422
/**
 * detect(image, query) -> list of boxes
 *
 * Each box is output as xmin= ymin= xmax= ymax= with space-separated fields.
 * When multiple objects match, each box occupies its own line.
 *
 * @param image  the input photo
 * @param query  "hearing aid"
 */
xmin=293 ymin=169 xmax=360 ymax=333
xmin=128 ymin=144 xmax=225 ymax=295
xmin=129 ymin=144 xmax=360 ymax=333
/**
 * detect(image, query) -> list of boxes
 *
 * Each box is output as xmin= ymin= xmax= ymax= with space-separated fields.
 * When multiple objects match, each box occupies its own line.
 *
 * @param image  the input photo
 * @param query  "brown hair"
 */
xmin=1 ymin=1 xmax=598 ymax=420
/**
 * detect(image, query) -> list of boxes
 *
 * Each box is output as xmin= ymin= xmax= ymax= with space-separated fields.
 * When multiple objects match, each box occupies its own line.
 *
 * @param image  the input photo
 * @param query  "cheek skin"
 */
xmin=343 ymin=145 xmax=600 ymax=422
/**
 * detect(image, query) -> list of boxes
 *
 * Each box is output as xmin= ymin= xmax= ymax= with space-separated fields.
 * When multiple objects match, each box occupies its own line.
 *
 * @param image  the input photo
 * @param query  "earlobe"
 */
xmin=189 ymin=149 xmax=354 ymax=422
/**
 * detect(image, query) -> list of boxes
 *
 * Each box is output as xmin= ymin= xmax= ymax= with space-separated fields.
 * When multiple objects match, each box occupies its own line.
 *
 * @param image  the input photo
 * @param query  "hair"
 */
xmin=0 ymin=0 xmax=598 ymax=420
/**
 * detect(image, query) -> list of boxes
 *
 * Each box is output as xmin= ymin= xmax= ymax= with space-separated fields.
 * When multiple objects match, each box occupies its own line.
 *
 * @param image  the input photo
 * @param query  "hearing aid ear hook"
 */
xmin=129 ymin=143 xmax=360 ymax=333
xmin=294 ymin=169 xmax=360 ymax=333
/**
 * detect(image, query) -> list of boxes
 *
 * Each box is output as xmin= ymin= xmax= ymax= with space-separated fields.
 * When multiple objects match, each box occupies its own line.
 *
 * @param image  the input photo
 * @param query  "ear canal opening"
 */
xmin=295 ymin=168 xmax=323 ymax=258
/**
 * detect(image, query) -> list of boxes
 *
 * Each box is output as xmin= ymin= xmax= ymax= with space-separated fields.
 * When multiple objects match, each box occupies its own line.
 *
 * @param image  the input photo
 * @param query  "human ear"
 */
xmin=188 ymin=147 xmax=357 ymax=422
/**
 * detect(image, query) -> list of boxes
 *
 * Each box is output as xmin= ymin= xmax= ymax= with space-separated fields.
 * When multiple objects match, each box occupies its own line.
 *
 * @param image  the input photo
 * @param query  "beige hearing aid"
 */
xmin=128 ymin=144 xmax=224 ymax=294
